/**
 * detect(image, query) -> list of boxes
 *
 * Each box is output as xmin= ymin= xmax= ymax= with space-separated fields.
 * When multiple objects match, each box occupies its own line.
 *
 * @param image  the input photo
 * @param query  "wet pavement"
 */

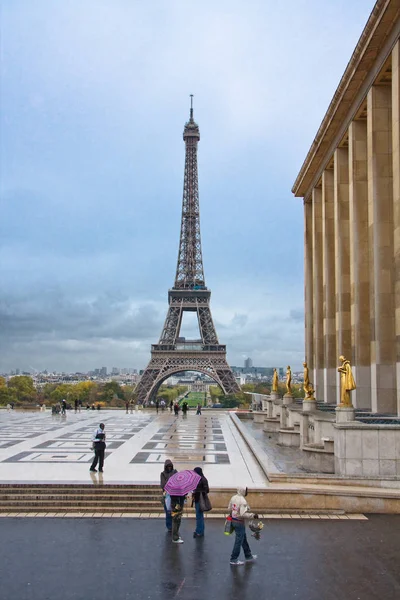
xmin=242 ymin=420 xmax=305 ymax=474
xmin=0 ymin=410 xmax=266 ymax=487
xmin=1 ymin=515 xmax=399 ymax=600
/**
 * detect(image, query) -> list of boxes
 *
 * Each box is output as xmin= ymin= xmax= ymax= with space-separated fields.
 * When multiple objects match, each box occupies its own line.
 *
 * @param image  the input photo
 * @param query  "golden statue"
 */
xmin=303 ymin=361 xmax=310 ymax=395
xmin=338 ymin=355 xmax=356 ymax=407
xmin=286 ymin=366 xmax=292 ymax=395
xmin=272 ymin=368 xmax=278 ymax=392
xmin=305 ymin=385 xmax=315 ymax=400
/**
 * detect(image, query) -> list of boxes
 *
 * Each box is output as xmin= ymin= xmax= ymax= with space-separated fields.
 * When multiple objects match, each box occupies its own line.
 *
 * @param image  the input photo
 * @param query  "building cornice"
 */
xmin=292 ymin=0 xmax=400 ymax=199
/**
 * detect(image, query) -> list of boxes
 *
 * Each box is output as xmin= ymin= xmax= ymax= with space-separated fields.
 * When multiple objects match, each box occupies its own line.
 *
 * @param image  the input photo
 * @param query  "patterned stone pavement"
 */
xmin=0 ymin=409 xmax=267 ymax=487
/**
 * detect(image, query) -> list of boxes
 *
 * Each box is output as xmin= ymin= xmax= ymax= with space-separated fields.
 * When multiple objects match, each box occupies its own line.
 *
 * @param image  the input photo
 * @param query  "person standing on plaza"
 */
xmin=90 ymin=423 xmax=106 ymax=473
xmin=155 ymin=399 xmax=159 ymax=414
xmin=174 ymin=402 xmax=180 ymax=416
xmin=61 ymin=398 xmax=67 ymax=415
xmin=192 ymin=466 xmax=209 ymax=538
xmin=74 ymin=399 xmax=78 ymax=413
xmin=228 ymin=487 xmax=258 ymax=566
xmin=160 ymin=459 xmax=177 ymax=533
xmin=196 ymin=403 xmax=202 ymax=415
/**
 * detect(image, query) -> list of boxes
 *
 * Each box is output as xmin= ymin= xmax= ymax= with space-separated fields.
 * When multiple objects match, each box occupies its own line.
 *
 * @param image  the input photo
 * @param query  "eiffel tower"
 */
xmin=136 ymin=97 xmax=240 ymax=404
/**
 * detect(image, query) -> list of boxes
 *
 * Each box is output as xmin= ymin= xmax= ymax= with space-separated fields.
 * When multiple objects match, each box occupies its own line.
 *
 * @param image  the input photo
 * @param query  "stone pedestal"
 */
xmin=335 ymin=406 xmax=355 ymax=423
xmin=270 ymin=391 xmax=280 ymax=401
xmin=303 ymin=399 xmax=317 ymax=413
xmin=283 ymin=393 xmax=293 ymax=405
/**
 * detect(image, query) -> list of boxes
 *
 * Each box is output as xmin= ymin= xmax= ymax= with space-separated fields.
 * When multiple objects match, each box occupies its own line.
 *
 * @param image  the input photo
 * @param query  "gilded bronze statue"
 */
xmin=286 ymin=365 xmax=292 ymax=395
xmin=272 ymin=368 xmax=278 ymax=392
xmin=303 ymin=361 xmax=310 ymax=395
xmin=338 ymin=355 xmax=356 ymax=407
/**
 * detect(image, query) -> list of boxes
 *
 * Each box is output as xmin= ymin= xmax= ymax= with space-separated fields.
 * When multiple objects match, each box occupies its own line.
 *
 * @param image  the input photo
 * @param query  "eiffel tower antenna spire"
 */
xmin=135 ymin=101 xmax=240 ymax=404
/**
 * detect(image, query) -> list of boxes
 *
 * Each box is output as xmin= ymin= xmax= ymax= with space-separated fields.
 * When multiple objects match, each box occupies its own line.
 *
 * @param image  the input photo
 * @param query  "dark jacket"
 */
xmin=160 ymin=459 xmax=177 ymax=490
xmin=193 ymin=467 xmax=209 ymax=503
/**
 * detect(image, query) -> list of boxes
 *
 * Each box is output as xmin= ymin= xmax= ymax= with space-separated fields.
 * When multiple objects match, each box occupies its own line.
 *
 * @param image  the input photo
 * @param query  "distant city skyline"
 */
xmin=0 ymin=0 xmax=375 ymax=373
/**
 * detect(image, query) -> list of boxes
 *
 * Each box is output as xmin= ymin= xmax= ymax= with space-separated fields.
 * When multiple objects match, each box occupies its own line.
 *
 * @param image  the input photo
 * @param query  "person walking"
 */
xmin=74 ymin=399 xmax=78 ymax=413
xmin=169 ymin=400 xmax=173 ymax=412
xmin=155 ymin=399 xmax=160 ymax=414
xmin=160 ymin=459 xmax=177 ymax=533
xmin=192 ymin=466 xmax=209 ymax=538
xmin=196 ymin=403 xmax=202 ymax=416
xmin=174 ymin=402 xmax=180 ymax=416
xmin=182 ymin=401 xmax=188 ymax=417
xmin=90 ymin=423 xmax=106 ymax=473
xmin=61 ymin=398 xmax=67 ymax=415
xmin=228 ymin=487 xmax=258 ymax=566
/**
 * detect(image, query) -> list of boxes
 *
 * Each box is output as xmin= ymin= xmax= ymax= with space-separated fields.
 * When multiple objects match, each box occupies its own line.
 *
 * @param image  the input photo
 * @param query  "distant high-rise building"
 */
xmin=244 ymin=357 xmax=253 ymax=369
xmin=111 ymin=367 xmax=120 ymax=375
xmin=16 ymin=368 xmax=20 ymax=375
xmin=100 ymin=367 xmax=107 ymax=376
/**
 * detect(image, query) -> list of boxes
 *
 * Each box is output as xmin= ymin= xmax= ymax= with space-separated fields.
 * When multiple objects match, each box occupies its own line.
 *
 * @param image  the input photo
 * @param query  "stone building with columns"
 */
xmin=292 ymin=0 xmax=400 ymax=416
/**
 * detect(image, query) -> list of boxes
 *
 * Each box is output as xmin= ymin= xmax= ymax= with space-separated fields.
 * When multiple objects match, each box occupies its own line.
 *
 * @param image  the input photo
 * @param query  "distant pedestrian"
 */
xmin=78 ymin=399 xmax=82 ymax=413
xmin=61 ymin=399 xmax=67 ymax=415
xmin=160 ymin=459 xmax=177 ymax=533
xmin=182 ymin=401 xmax=188 ymax=416
xmin=129 ymin=400 xmax=134 ymax=414
xmin=174 ymin=402 xmax=180 ymax=416
xmin=169 ymin=400 xmax=173 ymax=412
xmin=74 ymin=399 xmax=78 ymax=413
xmin=156 ymin=399 xmax=159 ymax=414
xmin=160 ymin=399 xmax=166 ymax=412
xmin=228 ymin=487 xmax=258 ymax=566
xmin=90 ymin=423 xmax=106 ymax=473
xmin=192 ymin=467 xmax=209 ymax=538
xmin=196 ymin=403 xmax=202 ymax=415
xmin=125 ymin=401 xmax=129 ymax=414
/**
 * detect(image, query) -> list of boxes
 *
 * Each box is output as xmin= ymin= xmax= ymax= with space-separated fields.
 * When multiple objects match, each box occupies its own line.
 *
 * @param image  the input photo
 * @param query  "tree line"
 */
xmin=0 ymin=376 xmax=187 ymax=408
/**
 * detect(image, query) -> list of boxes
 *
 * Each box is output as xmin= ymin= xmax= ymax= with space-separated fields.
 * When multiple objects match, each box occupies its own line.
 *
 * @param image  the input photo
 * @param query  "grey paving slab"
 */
xmin=0 ymin=516 xmax=399 ymax=600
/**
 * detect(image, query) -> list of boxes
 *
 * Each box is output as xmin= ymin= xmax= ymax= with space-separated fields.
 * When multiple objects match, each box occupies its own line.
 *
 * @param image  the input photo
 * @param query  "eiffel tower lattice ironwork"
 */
xmin=136 ymin=98 xmax=240 ymax=403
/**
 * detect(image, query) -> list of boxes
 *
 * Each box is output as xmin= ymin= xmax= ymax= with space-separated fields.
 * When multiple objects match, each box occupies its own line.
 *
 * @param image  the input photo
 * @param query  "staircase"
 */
xmin=0 ymin=484 xmax=227 ymax=515
xmin=0 ymin=484 xmax=169 ymax=514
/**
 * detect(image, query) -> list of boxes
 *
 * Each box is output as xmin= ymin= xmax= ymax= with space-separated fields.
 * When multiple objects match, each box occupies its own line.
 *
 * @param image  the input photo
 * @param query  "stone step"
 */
xmin=0 ymin=494 xmax=161 ymax=501
xmin=0 ymin=500 xmax=167 ymax=509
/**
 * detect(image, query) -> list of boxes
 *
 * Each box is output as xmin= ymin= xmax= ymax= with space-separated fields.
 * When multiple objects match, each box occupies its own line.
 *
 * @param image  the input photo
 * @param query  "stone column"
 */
xmin=312 ymin=187 xmax=324 ymax=400
xmin=304 ymin=199 xmax=314 ymax=373
xmin=392 ymin=41 xmax=400 ymax=416
xmin=322 ymin=169 xmax=336 ymax=404
xmin=348 ymin=120 xmax=371 ymax=408
xmin=367 ymin=84 xmax=396 ymax=414
xmin=334 ymin=146 xmax=351 ymax=405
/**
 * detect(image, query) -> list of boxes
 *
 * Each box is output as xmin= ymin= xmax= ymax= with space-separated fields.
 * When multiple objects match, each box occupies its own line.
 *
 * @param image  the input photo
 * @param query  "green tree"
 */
xmin=7 ymin=376 xmax=37 ymax=404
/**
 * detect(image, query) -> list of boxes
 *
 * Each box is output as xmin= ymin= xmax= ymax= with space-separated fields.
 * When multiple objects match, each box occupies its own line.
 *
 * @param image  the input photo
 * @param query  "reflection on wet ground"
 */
xmin=1 ymin=516 xmax=399 ymax=600
xmin=240 ymin=420 xmax=305 ymax=474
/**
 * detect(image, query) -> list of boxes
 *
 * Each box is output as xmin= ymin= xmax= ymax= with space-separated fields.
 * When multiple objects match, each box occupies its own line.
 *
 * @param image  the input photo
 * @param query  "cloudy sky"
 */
xmin=0 ymin=0 xmax=375 ymax=374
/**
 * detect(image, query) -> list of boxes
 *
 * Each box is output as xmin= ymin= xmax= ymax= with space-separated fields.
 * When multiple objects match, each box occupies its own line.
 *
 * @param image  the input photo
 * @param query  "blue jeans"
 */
xmin=230 ymin=521 xmax=252 ymax=561
xmin=164 ymin=503 xmax=172 ymax=531
xmin=195 ymin=501 xmax=204 ymax=535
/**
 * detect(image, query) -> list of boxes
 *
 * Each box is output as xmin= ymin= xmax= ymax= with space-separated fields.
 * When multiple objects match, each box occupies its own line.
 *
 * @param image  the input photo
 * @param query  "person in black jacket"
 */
xmin=160 ymin=459 xmax=177 ymax=533
xmin=192 ymin=466 xmax=209 ymax=538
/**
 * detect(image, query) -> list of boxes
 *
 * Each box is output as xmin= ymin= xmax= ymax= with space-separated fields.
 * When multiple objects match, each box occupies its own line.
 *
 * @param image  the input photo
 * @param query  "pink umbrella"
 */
xmin=164 ymin=469 xmax=201 ymax=496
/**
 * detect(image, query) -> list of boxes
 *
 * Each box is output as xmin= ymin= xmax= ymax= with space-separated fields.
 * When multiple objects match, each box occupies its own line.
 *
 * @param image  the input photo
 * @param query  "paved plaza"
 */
xmin=0 ymin=409 xmax=266 ymax=487
xmin=0 ymin=515 xmax=399 ymax=600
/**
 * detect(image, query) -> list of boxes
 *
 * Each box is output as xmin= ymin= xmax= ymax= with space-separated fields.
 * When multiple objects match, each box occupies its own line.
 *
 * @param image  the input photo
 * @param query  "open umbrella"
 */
xmin=164 ymin=469 xmax=201 ymax=496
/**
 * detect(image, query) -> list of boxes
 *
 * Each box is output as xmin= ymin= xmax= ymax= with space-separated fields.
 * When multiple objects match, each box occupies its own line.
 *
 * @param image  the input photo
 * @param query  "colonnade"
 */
xmin=305 ymin=40 xmax=400 ymax=415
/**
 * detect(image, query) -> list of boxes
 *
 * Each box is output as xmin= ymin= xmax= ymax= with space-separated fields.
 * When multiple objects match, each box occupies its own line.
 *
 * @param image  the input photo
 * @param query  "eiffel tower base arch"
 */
xmin=135 ymin=350 xmax=240 ymax=404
